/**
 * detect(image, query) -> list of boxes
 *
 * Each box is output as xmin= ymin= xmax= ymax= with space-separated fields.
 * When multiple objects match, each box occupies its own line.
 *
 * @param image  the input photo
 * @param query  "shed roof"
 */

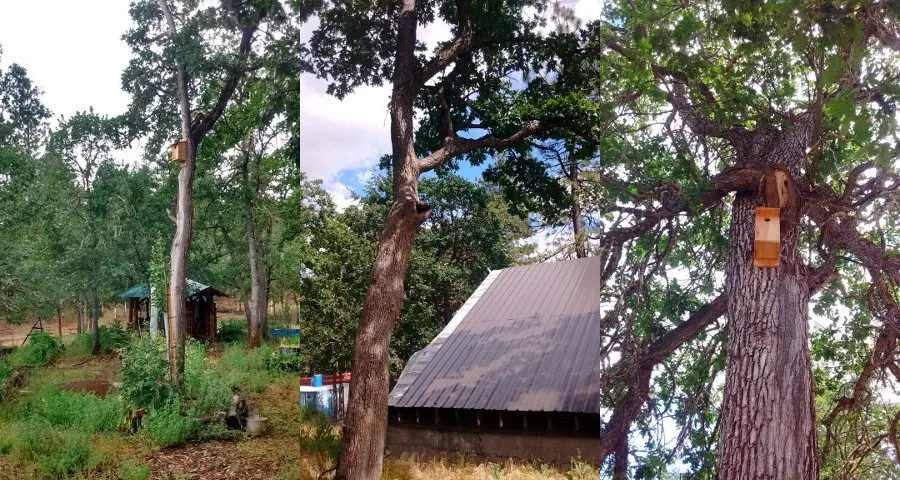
xmin=388 ymin=256 xmax=604 ymax=414
xmin=119 ymin=279 xmax=227 ymax=299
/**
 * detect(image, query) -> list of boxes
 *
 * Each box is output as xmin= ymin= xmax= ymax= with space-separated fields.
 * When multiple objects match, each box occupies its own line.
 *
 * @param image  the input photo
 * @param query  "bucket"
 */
xmin=312 ymin=374 xmax=323 ymax=387
xmin=246 ymin=416 xmax=268 ymax=436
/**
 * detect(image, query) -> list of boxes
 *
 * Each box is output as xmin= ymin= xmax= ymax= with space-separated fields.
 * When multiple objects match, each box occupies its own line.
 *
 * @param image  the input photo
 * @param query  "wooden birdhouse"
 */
xmin=171 ymin=139 xmax=188 ymax=166
xmin=754 ymin=207 xmax=780 ymax=268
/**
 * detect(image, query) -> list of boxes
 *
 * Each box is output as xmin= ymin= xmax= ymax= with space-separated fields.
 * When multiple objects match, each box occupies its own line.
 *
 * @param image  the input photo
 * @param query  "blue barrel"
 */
xmin=312 ymin=374 xmax=323 ymax=387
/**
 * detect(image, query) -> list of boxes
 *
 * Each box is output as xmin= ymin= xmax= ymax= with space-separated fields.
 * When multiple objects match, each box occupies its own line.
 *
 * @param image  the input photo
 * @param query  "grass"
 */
xmin=0 ymin=332 xmax=585 ymax=479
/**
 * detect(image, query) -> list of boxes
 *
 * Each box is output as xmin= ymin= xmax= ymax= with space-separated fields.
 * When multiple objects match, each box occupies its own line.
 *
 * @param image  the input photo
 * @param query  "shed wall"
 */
xmin=386 ymin=425 xmax=600 ymax=467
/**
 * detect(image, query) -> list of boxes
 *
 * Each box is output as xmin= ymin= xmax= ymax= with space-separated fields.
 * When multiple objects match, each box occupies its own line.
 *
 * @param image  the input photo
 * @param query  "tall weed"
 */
xmin=182 ymin=341 xmax=230 ymax=417
xmin=9 ymin=331 xmax=59 ymax=366
xmin=120 ymin=334 xmax=174 ymax=410
xmin=143 ymin=397 xmax=200 ymax=448
xmin=1 ymin=420 xmax=100 ymax=478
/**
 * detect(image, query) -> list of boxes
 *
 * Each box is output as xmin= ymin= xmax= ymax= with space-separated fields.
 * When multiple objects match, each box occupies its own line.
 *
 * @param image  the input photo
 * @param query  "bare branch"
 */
xmin=417 ymin=121 xmax=544 ymax=172
xmin=417 ymin=0 xmax=474 ymax=87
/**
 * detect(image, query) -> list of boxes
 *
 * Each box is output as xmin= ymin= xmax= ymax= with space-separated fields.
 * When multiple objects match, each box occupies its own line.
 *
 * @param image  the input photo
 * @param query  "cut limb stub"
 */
xmin=754 ymin=207 xmax=780 ymax=268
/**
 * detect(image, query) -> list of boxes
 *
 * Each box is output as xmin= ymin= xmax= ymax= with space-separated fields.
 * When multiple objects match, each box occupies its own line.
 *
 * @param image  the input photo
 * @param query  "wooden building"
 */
xmin=119 ymin=279 xmax=227 ymax=342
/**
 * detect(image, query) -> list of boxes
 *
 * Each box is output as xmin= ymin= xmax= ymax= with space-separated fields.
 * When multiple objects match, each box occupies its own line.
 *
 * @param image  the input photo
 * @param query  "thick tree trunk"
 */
xmin=718 ymin=130 xmax=818 ymax=479
xmin=91 ymin=292 xmax=100 ymax=355
xmin=612 ymin=436 xmax=629 ymax=480
xmin=335 ymin=197 xmax=425 ymax=480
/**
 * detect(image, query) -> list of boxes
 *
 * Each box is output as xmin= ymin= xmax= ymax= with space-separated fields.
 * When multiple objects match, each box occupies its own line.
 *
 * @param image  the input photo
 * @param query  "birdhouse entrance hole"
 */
xmin=753 ymin=207 xmax=780 ymax=268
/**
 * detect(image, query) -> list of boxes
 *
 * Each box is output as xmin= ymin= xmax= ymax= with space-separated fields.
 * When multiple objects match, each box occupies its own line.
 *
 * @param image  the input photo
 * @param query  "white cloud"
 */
xmin=299 ymin=74 xmax=391 ymax=185
xmin=574 ymin=0 xmax=605 ymax=22
xmin=323 ymin=181 xmax=359 ymax=212
xmin=0 ymin=0 xmax=132 ymax=119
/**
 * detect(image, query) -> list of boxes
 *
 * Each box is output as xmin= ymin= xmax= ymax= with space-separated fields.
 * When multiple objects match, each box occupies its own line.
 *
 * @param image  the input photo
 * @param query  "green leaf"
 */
xmin=821 ymin=54 xmax=846 ymax=87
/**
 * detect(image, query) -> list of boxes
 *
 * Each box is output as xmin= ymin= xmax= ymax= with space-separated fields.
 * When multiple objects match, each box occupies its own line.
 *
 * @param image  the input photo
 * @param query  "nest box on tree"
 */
xmin=171 ymin=139 xmax=188 ymax=166
xmin=753 ymin=168 xmax=789 ymax=268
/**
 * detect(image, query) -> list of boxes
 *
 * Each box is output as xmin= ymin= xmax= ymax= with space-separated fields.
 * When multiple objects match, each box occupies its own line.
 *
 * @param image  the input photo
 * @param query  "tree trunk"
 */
xmin=91 ymin=292 xmax=100 ymax=355
xmin=612 ymin=436 xmax=629 ymax=480
xmin=717 ymin=130 xmax=818 ymax=478
xmin=335 ymin=199 xmax=425 ymax=480
xmin=242 ymin=152 xmax=267 ymax=348
xmin=76 ymin=299 xmax=83 ymax=335
xmin=334 ymin=0 xmax=428 ymax=472
xmin=570 ymin=166 xmax=586 ymax=258
xmin=57 ymin=306 xmax=62 ymax=339
xmin=158 ymin=0 xmax=196 ymax=384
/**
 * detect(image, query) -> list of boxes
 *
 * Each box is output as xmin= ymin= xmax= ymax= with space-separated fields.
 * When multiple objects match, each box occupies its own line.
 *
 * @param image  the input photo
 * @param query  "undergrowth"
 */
xmin=69 ymin=324 xmax=130 ymax=355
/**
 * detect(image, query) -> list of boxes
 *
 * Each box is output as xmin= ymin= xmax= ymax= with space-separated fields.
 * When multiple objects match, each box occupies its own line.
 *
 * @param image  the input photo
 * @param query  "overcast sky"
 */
xmin=0 ymin=0 xmax=604 ymax=209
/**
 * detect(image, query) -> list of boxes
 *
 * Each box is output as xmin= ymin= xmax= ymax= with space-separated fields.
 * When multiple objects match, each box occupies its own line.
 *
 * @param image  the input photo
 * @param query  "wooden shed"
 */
xmin=119 ymin=279 xmax=227 ymax=342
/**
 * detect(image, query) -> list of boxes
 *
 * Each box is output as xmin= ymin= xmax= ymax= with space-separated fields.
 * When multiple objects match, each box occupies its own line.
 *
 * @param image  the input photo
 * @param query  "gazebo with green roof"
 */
xmin=119 ymin=279 xmax=227 ymax=342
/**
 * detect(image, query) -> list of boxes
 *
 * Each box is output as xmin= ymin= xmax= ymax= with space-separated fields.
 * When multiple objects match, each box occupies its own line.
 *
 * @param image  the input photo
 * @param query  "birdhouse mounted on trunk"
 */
xmin=171 ymin=139 xmax=188 ymax=166
xmin=754 ymin=207 xmax=780 ymax=268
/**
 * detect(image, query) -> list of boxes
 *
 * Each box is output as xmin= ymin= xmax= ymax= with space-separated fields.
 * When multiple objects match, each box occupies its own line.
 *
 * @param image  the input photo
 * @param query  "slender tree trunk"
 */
xmin=57 ymin=306 xmax=62 ymax=339
xmin=91 ymin=291 xmax=100 ymax=355
xmin=76 ymin=299 xmax=83 ymax=335
xmin=570 ymin=166 xmax=586 ymax=258
xmin=241 ymin=151 xmax=267 ymax=348
xmin=718 ymin=128 xmax=818 ymax=478
xmin=158 ymin=0 xmax=195 ymax=384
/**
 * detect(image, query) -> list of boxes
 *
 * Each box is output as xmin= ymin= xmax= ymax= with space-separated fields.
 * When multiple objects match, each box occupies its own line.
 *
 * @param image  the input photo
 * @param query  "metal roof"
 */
xmin=118 ymin=279 xmax=227 ymax=299
xmin=389 ymin=256 xmax=605 ymax=414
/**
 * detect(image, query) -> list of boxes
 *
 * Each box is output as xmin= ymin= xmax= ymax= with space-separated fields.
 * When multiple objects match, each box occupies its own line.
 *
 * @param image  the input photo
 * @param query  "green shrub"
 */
xmin=10 ymin=331 xmax=59 ymax=366
xmin=18 ymin=386 xmax=123 ymax=433
xmin=119 ymin=462 xmax=151 ymax=480
xmin=120 ymin=335 xmax=174 ymax=410
xmin=13 ymin=421 xmax=99 ymax=478
xmin=182 ymin=341 xmax=230 ymax=417
xmin=219 ymin=344 xmax=277 ymax=394
xmin=217 ymin=320 xmax=246 ymax=343
xmin=69 ymin=325 xmax=130 ymax=355
xmin=144 ymin=397 xmax=200 ymax=448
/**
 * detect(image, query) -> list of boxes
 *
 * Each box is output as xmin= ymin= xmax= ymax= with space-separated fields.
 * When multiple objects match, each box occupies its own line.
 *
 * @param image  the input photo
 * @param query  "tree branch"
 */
xmin=416 ymin=0 xmax=474 ymax=87
xmin=417 ymin=120 xmax=544 ymax=172
xmin=190 ymin=19 xmax=262 ymax=143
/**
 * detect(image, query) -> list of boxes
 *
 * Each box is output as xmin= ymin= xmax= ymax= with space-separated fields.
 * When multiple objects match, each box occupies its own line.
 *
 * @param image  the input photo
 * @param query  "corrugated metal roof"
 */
xmin=118 ymin=279 xmax=227 ymax=299
xmin=389 ymin=256 xmax=604 ymax=414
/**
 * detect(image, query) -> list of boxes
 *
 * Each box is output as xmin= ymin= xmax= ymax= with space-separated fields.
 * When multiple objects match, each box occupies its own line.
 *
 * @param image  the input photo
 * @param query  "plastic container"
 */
xmin=312 ymin=374 xmax=323 ymax=387
xmin=246 ymin=416 xmax=268 ymax=436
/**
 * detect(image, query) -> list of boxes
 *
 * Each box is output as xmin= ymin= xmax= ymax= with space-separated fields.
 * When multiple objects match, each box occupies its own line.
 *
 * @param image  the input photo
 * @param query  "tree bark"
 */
xmin=76 ymin=299 xmax=83 ymax=335
xmin=241 ymin=149 xmax=267 ymax=348
xmin=57 ymin=306 xmax=62 ymax=339
xmin=717 ymin=126 xmax=818 ymax=479
xmin=335 ymin=1 xmax=427 ymax=475
xmin=612 ymin=435 xmax=629 ymax=480
xmin=91 ymin=291 xmax=100 ymax=355
xmin=570 ymin=164 xmax=586 ymax=258
xmin=158 ymin=0 xmax=195 ymax=384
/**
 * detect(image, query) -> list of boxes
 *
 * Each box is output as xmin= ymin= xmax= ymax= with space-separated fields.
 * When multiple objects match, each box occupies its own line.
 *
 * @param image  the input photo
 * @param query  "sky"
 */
xmin=0 ymin=0 xmax=604 ymax=210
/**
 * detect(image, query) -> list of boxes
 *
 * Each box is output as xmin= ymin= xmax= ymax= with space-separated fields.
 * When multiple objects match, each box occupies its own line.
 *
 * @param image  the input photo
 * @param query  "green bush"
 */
xmin=18 ymin=386 xmax=123 ymax=433
xmin=216 ymin=320 xmax=246 ymax=343
xmin=144 ymin=397 xmax=200 ymax=448
xmin=182 ymin=341 xmax=230 ymax=417
xmin=69 ymin=325 xmax=130 ymax=355
xmin=8 ymin=420 xmax=100 ymax=478
xmin=219 ymin=344 xmax=277 ymax=394
xmin=120 ymin=335 xmax=174 ymax=410
xmin=9 ymin=331 xmax=60 ymax=366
